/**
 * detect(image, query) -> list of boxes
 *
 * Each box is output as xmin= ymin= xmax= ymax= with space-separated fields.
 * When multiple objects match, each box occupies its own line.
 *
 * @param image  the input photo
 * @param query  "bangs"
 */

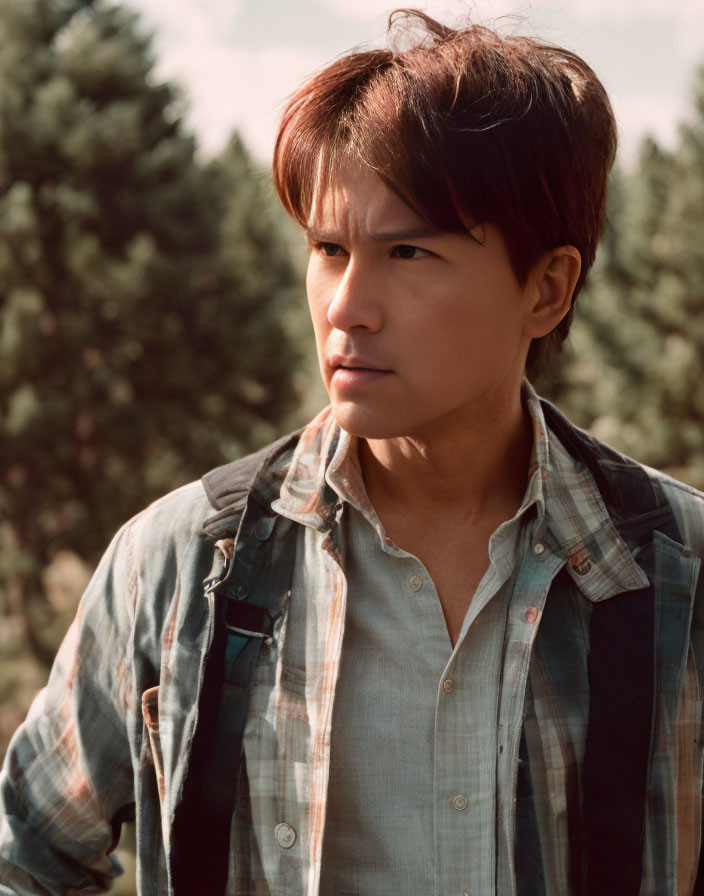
xmin=273 ymin=49 xmax=478 ymax=236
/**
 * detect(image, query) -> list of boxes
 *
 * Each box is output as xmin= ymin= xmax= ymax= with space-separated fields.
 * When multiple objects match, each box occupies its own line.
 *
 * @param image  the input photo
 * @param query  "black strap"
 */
xmin=170 ymin=587 xmax=236 ymax=894
xmin=201 ymin=430 xmax=300 ymax=514
xmin=694 ymin=846 xmax=704 ymax=895
xmin=582 ymin=574 xmax=655 ymax=895
xmin=171 ymin=591 xmax=275 ymax=893
xmin=172 ymin=509 xmax=297 ymax=894
xmin=171 ymin=433 xmax=301 ymax=895
xmin=514 ymin=728 xmax=549 ymax=895
xmin=541 ymin=398 xmax=685 ymax=895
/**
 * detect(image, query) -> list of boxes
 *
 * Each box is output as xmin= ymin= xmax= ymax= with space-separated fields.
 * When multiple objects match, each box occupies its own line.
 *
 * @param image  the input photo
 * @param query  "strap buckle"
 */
xmin=220 ymin=591 xmax=274 ymax=644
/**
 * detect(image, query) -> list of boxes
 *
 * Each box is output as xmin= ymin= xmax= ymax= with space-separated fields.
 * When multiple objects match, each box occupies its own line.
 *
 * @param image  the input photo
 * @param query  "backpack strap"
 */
xmin=171 ymin=432 xmax=300 ymax=896
xmin=581 ymin=554 xmax=655 ymax=894
xmin=541 ymin=400 xmax=683 ymax=895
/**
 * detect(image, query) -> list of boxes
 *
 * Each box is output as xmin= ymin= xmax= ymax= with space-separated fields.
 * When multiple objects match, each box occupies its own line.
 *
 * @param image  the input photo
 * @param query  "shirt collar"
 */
xmin=540 ymin=425 xmax=649 ymax=601
xmin=273 ymin=382 xmax=648 ymax=601
xmin=321 ymin=380 xmax=550 ymax=527
xmin=271 ymin=405 xmax=340 ymax=530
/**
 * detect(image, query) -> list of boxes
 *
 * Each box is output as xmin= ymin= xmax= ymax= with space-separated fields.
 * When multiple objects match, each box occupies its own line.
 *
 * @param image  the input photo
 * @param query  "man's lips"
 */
xmin=328 ymin=358 xmax=392 ymax=388
xmin=327 ymin=354 xmax=391 ymax=373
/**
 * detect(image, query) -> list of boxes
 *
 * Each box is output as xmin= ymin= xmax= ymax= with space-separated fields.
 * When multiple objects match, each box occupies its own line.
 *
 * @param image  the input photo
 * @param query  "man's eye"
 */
xmin=318 ymin=242 xmax=344 ymax=257
xmin=392 ymin=245 xmax=430 ymax=259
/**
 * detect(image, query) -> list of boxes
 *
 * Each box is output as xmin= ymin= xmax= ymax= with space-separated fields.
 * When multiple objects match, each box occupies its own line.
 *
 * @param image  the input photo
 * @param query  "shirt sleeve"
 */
xmin=0 ymin=518 xmax=141 ymax=895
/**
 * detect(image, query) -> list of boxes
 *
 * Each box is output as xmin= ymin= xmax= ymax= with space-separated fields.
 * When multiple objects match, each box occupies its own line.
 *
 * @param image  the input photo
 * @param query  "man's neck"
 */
xmin=358 ymin=386 xmax=534 ymax=526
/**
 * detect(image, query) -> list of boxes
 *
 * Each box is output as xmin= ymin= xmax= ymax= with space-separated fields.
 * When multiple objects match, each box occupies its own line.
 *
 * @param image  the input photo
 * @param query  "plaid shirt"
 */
xmin=1 ymin=391 xmax=703 ymax=895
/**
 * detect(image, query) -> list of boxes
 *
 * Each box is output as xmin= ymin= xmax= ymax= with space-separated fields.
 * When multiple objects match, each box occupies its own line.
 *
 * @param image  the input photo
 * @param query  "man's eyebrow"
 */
xmin=304 ymin=229 xmax=334 ymax=244
xmin=371 ymin=226 xmax=443 ymax=242
xmin=305 ymin=226 xmax=443 ymax=243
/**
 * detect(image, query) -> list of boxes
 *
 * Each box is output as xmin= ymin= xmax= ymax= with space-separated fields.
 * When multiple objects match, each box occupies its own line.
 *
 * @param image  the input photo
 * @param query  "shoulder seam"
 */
xmin=201 ymin=430 xmax=301 ymax=511
xmin=656 ymin=477 xmax=704 ymax=502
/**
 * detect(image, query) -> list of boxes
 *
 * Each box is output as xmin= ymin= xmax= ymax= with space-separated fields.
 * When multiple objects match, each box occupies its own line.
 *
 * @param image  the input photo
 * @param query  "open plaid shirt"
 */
xmin=1 ymin=386 xmax=704 ymax=895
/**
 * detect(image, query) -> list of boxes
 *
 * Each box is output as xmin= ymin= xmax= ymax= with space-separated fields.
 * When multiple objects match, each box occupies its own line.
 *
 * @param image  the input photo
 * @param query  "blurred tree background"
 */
xmin=1 ymin=0 xmax=704 ymax=892
xmin=0 ymin=0 xmax=312 ymax=752
xmin=0 ymin=2 xmax=318 ymax=888
xmin=540 ymin=66 xmax=704 ymax=488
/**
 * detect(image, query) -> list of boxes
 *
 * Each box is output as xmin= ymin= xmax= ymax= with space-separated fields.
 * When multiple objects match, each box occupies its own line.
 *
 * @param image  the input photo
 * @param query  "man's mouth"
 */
xmin=330 ymin=365 xmax=392 ymax=388
xmin=328 ymin=353 xmax=390 ymax=372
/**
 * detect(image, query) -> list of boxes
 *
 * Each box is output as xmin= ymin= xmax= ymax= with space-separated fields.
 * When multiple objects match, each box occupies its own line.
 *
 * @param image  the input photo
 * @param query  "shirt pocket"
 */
xmin=142 ymin=685 xmax=165 ymax=805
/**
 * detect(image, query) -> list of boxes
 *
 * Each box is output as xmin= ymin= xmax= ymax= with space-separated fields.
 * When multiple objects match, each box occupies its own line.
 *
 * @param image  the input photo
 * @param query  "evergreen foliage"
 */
xmin=542 ymin=69 xmax=704 ymax=490
xmin=0 ymin=0 xmax=303 ymax=661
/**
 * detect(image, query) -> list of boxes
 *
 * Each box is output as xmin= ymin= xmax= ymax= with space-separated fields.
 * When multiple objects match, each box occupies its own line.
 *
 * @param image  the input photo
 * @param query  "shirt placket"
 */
xmin=495 ymin=538 xmax=566 ymax=896
xmin=433 ymin=546 xmax=529 ymax=896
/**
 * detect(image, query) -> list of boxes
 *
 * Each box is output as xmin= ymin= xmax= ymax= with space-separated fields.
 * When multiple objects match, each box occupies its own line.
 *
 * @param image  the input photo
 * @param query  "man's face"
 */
xmin=305 ymin=163 xmax=535 ymax=440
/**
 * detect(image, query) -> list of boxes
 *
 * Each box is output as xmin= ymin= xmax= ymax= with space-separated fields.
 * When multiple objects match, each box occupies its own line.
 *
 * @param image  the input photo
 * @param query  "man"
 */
xmin=1 ymin=9 xmax=703 ymax=896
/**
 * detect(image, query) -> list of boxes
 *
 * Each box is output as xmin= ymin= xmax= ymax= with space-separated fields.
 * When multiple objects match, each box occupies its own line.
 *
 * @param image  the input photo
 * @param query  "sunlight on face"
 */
xmin=305 ymin=163 xmax=535 ymax=440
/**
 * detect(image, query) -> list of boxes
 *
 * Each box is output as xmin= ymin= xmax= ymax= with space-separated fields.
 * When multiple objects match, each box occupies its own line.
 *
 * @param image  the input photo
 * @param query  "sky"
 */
xmin=121 ymin=0 xmax=704 ymax=168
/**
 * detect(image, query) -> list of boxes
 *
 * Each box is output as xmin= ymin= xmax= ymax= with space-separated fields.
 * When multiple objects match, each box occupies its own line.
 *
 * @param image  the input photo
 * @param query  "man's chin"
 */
xmin=330 ymin=401 xmax=414 ymax=440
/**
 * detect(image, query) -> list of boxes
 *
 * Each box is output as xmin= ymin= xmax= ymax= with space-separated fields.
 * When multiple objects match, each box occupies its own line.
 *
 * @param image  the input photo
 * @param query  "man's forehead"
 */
xmin=306 ymin=163 xmax=438 ymax=238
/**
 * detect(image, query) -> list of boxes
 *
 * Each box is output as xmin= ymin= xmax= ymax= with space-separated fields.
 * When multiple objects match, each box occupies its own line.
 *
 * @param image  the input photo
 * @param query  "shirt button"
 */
xmin=452 ymin=794 xmax=468 ymax=811
xmin=409 ymin=574 xmax=423 ymax=591
xmin=443 ymin=679 xmax=454 ymax=694
xmin=533 ymin=541 xmax=546 ymax=556
xmin=274 ymin=822 xmax=296 ymax=849
xmin=524 ymin=606 xmax=539 ymax=624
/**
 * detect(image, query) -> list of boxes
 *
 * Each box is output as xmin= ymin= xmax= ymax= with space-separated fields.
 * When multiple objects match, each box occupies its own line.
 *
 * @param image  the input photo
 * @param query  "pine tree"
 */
xmin=0 ymin=0 xmax=303 ymax=661
xmin=543 ymin=69 xmax=704 ymax=490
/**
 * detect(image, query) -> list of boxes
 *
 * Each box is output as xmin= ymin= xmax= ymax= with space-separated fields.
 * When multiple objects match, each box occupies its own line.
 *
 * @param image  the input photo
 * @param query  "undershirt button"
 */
xmin=274 ymin=823 xmax=296 ymax=849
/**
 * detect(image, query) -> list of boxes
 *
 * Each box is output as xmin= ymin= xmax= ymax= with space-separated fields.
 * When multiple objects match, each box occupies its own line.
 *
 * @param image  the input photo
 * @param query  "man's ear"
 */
xmin=523 ymin=246 xmax=581 ymax=339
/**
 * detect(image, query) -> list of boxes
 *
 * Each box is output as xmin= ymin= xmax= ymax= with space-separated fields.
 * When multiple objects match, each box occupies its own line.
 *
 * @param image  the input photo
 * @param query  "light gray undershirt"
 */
xmin=318 ymin=497 xmax=537 ymax=896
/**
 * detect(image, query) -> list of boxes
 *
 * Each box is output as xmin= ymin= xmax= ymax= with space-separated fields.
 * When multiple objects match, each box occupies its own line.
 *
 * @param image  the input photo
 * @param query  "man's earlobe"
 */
xmin=525 ymin=246 xmax=581 ymax=338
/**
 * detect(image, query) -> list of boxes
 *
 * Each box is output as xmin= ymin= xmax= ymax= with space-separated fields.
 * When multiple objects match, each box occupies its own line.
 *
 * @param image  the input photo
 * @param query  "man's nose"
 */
xmin=326 ymin=260 xmax=383 ymax=333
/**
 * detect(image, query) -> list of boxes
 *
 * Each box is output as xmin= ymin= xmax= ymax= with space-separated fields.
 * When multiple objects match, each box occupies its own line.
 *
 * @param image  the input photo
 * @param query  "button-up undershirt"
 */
xmin=317 ymin=440 xmax=541 ymax=896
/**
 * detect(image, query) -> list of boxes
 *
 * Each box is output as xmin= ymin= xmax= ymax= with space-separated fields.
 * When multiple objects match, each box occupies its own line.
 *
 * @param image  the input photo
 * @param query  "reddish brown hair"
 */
xmin=273 ymin=9 xmax=617 ymax=378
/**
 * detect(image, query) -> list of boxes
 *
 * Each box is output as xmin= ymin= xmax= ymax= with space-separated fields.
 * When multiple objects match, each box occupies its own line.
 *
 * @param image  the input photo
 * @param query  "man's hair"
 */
xmin=272 ymin=9 xmax=618 ymax=379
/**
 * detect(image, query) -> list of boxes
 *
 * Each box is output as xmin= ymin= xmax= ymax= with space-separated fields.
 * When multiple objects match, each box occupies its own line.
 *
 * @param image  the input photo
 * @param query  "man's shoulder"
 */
xmin=201 ymin=428 xmax=302 ymax=513
xmin=640 ymin=462 xmax=704 ymax=503
xmin=121 ymin=479 xmax=214 ymax=556
xmin=97 ymin=432 xmax=302 ymax=613
xmin=127 ymin=429 xmax=303 ymax=546
xmin=578 ymin=424 xmax=704 ymax=551
xmin=639 ymin=462 xmax=704 ymax=549
xmin=541 ymin=397 xmax=704 ymax=551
